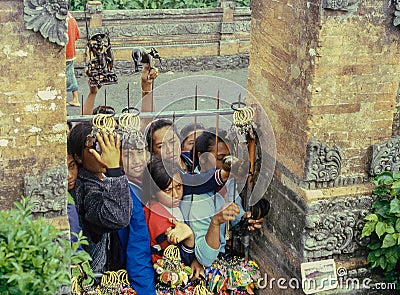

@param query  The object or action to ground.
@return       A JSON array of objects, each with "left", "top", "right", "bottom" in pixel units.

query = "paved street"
[{"left": 67, "top": 68, "right": 248, "bottom": 130}]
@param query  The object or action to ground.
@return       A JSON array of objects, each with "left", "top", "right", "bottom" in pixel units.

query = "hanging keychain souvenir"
[
  {"left": 85, "top": 113, "right": 117, "bottom": 152},
  {"left": 154, "top": 245, "right": 194, "bottom": 294},
  {"left": 227, "top": 102, "right": 256, "bottom": 144},
  {"left": 118, "top": 110, "right": 146, "bottom": 151}
]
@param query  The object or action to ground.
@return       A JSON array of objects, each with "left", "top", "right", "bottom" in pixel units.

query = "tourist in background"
[{"left": 66, "top": 9, "right": 81, "bottom": 107}]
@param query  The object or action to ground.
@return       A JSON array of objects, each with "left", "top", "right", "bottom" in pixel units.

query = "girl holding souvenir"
[{"left": 142, "top": 156, "right": 195, "bottom": 267}]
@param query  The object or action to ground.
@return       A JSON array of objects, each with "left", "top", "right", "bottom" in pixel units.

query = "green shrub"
[
  {"left": 69, "top": 0, "right": 254, "bottom": 11},
  {"left": 0, "top": 197, "right": 89, "bottom": 295},
  {"left": 362, "top": 171, "right": 400, "bottom": 288}
]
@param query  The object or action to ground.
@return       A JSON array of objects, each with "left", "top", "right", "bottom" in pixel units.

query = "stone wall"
[
  {"left": 0, "top": 0, "right": 68, "bottom": 221},
  {"left": 71, "top": 6, "right": 251, "bottom": 75},
  {"left": 248, "top": 0, "right": 400, "bottom": 293}
]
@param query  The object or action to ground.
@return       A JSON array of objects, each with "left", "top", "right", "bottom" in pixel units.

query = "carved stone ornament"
[
  {"left": 24, "top": 0, "right": 69, "bottom": 46},
  {"left": 322, "top": 0, "right": 359, "bottom": 11},
  {"left": 369, "top": 136, "right": 400, "bottom": 177},
  {"left": 24, "top": 166, "right": 67, "bottom": 213},
  {"left": 304, "top": 196, "right": 374, "bottom": 258},
  {"left": 303, "top": 139, "right": 343, "bottom": 182},
  {"left": 394, "top": 0, "right": 400, "bottom": 27}
]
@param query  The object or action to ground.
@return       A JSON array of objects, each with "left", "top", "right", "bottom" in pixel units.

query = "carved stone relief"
[
  {"left": 87, "top": 23, "right": 220, "bottom": 39},
  {"left": 394, "top": 0, "right": 400, "bottom": 26},
  {"left": 304, "top": 196, "right": 374, "bottom": 259},
  {"left": 369, "top": 136, "right": 400, "bottom": 177},
  {"left": 24, "top": 0, "right": 69, "bottom": 46},
  {"left": 303, "top": 139, "right": 343, "bottom": 182},
  {"left": 322, "top": 0, "right": 359, "bottom": 11},
  {"left": 235, "top": 21, "right": 251, "bottom": 32},
  {"left": 24, "top": 166, "right": 67, "bottom": 214},
  {"left": 220, "top": 22, "right": 235, "bottom": 34}
]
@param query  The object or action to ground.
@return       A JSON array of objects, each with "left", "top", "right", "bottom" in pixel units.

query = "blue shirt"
[
  {"left": 183, "top": 180, "right": 245, "bottom": 267},
  {"left": 118, "top": 181, "right": 156, "bottom": 295}
]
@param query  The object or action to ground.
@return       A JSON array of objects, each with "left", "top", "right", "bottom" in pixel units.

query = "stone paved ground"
[{"left": 67, "top": 68, "right": 248, "bottom": 130}]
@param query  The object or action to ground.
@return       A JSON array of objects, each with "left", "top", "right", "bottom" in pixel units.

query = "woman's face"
[
  {"left": 154, "top": 173, "right": 183, "bottom": 208},
  {"left": 122, "top": 148, "right": 147, "bottom": 181},
  {"left": 152, "top": 126, "right": 182, "bottom": 165},
  {"left": 67, "top": 155, "right": 78, "bottom": 190},
  {"left": 182, "top": 130, "right": 203, "bottom": 152},
  {"left": 199, "top": 141, "right": 230, "bottom": 171}
]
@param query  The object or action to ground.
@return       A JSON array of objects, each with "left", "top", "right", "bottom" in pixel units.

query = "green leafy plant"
[
  {"left": 70, "top": 0, "right": 224, "bottom": 10},
  {"left": 0, "top": 197, "right": 89, "bottom": 295},
  {"left": 362, "top": 171, "right": 400, "bottom": 286}
]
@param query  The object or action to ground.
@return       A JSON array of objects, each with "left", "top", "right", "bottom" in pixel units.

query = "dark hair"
[
  {"left": 92, "top": 105, "right": 116, "bottom": 115},
  {"left": 180, "top": 122, "right": 205, "bottom": 149},
  {"left": 67, "top": 138, "right": 72, "bottom": 156},
  {"left": 144, "top": 119, "right": 181, "bottom": 154},
  {"left": 141, "top": 156, "right": 181, "bottom": 205},
  {"left": 190, "top": 129, "right": 229, "bottom": 169},
  {"left": 67, "top": 122, "right": 92, "bottom": 161}
]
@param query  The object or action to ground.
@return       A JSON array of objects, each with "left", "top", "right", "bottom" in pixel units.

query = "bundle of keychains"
[
  {"left": 202, "top": 256, "right": 262, "bottom": 295},
  {"left": 71, "top": 268, "right": 136, "bottom": 295},
  {"left": 154, "top": 245, "right": 261, "bottom": 295},
  {"left": 154, "top": 245, "right": 195, "bottom": 295}
]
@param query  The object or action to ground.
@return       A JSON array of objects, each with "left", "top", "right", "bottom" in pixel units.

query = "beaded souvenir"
[
  {"left": 203, "top": 256, "right": 262, "bottom": 295},
  {"left": 118, "top": 111, "right": 146, "bottom": 150},
  {"left": 228, "top": 102, "right": 256, "bottom": 143},
  {"left": 154, "top": 245, "right": 193, "bottom": 294}
]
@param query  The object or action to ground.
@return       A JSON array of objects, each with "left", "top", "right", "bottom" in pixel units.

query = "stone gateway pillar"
[
  {"left": 0, "top": 0, "right": 68, "bottom": 224},
  {"left": 247, "top": 1, "right": 400, "bottom": 293}
]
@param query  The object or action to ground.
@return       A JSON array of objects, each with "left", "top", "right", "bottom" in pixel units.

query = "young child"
[
  {"left": 118, "top": 131, "right": 156, "bottom": 294},
  {"left": 142, "top": 156, "right": 195, "bottom": 266},
  {"left": 189, "top": 130, "right": 264, "bottom": 267},
  {"left": 67, "top": 141, "right": 81, "bottom": 246},
  {"left": 68, "top": 122, "right": 132, "bottom": 273},
  {"left": 180, "top": 122, "right": 205, "bottom": 155}
]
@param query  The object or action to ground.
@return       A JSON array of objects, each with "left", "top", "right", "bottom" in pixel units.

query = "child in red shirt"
[{"left": 142, "top": 156, "right": 194, "bottom": 266}]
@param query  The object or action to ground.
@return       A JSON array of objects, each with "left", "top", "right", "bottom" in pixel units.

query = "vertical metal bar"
[
  {"left": 104, "top": 88, "right": 107, "bottom": 107},
  {"left": 151, "top": 80, "right": 155, "bottom": 112},
  {"left": 215, "top": 90, "right": 220, "bottom": 152},
  {"left": 191, "top": 85, "right": 198, "bottom": 174},
  {"left": 127, "top": 83, "right": 130, "bottom": 113},
  {"left": 81, "top": 94, "right": 84, "bottom": 115},
  {"left": 172, "top": 111, "right": 176, "bottom": 213}
]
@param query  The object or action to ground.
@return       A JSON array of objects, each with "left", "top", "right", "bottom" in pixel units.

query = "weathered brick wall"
[
  {"left": 248, "top": 1, "right": 400, "bottom": 293},
  {"left": 311, "top": 3, "right": 399, "bottom": 177},
  {"left": 0, "top": 0, "right": 67, "bottom": 215},
  {"left": 248, "top": 0, "right": 319, "bottom": 179},
  {"left": 248, "top": 0, "right": 400, "bottom": 180}
]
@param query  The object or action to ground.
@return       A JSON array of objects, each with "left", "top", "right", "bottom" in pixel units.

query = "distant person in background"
[
  {"left": 180, "top": 122, "right": 205, "bottom": 155},
  {"left": 66, "top": 9, "right": 81, "bottom": 107}
]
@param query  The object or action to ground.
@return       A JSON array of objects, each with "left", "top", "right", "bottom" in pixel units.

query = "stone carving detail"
[
  {"left": 24, "top": 166, "right": 67, "bottom": 214},
  {"left": 303, "top": 139, "right": 343, "bottom": 182},
  {"left": 322, "top": 0, "right": 359, "bottom": 11},
  {"left": 305, "top": 196, "right": 374, "bottom": 258},
  {"left": 369, "top": 136, "right": 400, "bottom": 176},
  {"left": 220, "top": 22, "right": 235, "bottom": 34},
  {"left": 394, "top": 0, "right": 400, "bottom": 27},
  {"left": 87, "top": 23, "right": 219, "bottom": 39},
  {"left": 235, "top": 21, "right": 251, "bottom": 32},
  {"left": 24, "top": 0, "right": 69, "bottom": 46}
]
